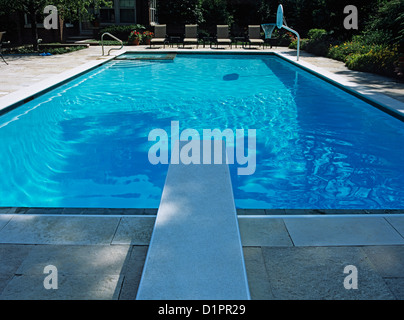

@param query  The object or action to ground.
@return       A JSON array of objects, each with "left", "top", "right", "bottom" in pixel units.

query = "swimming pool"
[{"left": 0, "top": 53, "right": 403, "bottom": 209}]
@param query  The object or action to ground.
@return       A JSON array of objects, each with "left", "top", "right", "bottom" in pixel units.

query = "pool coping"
[
  {"left": 1, "top": 207, "right": 404, "bottom": 216},
  {"left": 1, "top": 213, "right": 404, "bottom": 247}
]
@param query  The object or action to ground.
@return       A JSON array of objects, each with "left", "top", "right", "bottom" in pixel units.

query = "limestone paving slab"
[
  {"left": 0, "top": 273, "right": 123, "bottom": 300},
  {"left": 238, "top": 218, "right": 293, "bottom": 247},
  {"left": 242, "top": 247, "right": 275, "bottom": 300},
  {"left": 386, "top": 216, "right": 404, "bottom": 238},
  {"left": 260, "top": 246, "right": 395, "bottom": 300},
  {"left": 362, "top": 246, "right": 404, "bottom": 278},
  {"left": 112, "top": 217, "right": 156, "bottom": 245},
  {"left": 0, "top": 214, "right": 13, "bottom": 230},
  {"left": 284, "top": 216, "right": 404, "bottom": 246},
  {"left": 0, "top": 215, "right": 121, "bottom": 245},
  {"left": 0, "top": 244, "right": 34, "bottom": 294},
  {"left": 15, "top": 244, "right": 132, "bottom": 276}
]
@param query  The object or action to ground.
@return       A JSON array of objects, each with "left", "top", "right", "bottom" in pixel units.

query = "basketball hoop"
[
  {"left": 276, "top": 4, "right": 284, "bottom": 29},
  {"left": 268, "top": 4, "right": 300, "bottom": 61}
]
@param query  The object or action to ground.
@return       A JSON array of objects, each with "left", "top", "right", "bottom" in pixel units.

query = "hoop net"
[{"left": 261, "top": 23, "right": 277, "bottom": 39}]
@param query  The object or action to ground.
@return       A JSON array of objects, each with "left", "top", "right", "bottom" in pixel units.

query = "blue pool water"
[{"left": 0, "top": 54, "right": 403, "bottom": 209}]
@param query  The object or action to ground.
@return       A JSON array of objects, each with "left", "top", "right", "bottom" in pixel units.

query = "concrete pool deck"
[{"left": 0, "top": 45, "right": 404, "bottom": 300}]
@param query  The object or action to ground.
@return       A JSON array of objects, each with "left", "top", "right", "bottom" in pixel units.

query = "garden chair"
[
  {"left": 183, "top": 25, "right": 199, "bottom": 48},
  {"left": 247, "top": 25, "right": 264, "bottom": 49},
  {"left": 150, "top": 24, "right": 168, "bottom": 48},
  {"left": 215, "top": 25, "right": 232, "bottom": 49}
]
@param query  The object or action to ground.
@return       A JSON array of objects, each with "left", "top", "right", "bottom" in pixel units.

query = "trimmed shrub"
[
  {"left": 345, "top": 45, "right": 400, "bottom": 78},
  {"left": 289, "top": 38, "right": 308, "bottom": 50},
  {"left": 299, "top": 28, "right": 332, "bottom": 56},
  {"left": 98, "top": 24, "right": 146, "bottom": 40},
  {"left": 307, "top": 29, "right": 328, "bottom": 41},
  {"left": 327, "top": 41, "right": 372, "bottom": 62}
]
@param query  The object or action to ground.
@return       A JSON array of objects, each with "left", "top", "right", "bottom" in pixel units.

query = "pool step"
[{"left": 136, "top": 142, "right": 250, "bottom": 300}]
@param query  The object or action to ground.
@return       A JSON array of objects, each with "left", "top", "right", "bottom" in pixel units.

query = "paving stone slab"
[
  {"left": 0, "top": 215, "right": 121, "bottom": 245},
  {"left": 386, "top": 217, "right": 404, "bottom": 238},
  {"left": 15, "top": 245, "right": 132, "bottom": 276},
  {"left": 260, "top": 246, "right": 395, "bottom": 300},
  {"left": 243, "top": 247, "right": 275, "bottom": 300},
  {"left": 0, "top": 214, "right": 13, "bottom": 230},
  {"left": 0, "top": 274, "right": 123, "bottom": 300},
  {"left": 383, "top": 278, "right": 404, "bottom": 300},
  {"left": 284, "top": 217, "right": 404, "bottom": 246},
  {"left": 119, "top": 246, "right": 149, "bottom": 300},
  {"left": 238, "top": 218, "right": 293, "bottom": 247},
  {"left": 362, "top": 246, "right": 404, "bottom": 278},
  {"left": 0, "top": 244, "right": 34, "bottom": 294},
  {"left": 112, "top": 217, "right": 155, "bottom": 245}
]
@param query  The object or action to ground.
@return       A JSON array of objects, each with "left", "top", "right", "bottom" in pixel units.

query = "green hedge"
[
  {"left": 289, "top": 29, "right": 334, "bottom": 56},
  {"left": 345, "top": 45, "right": 400, "bottom": 78},
  {"left": 289, "top": 29, "right": 402, "bottom": 79},
  {"left": 98, "top": 24, "right": 146, "bottom": 40}
]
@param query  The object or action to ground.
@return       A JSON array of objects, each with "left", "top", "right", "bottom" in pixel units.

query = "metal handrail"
[{"left": 101, "top": 32, "right": 123, "bottom": 56}]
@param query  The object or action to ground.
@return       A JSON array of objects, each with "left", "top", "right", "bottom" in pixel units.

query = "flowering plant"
[
  {"left": 142, "top": 31, "right": 154, "bottom": 39},
  {"left": 128, "top": 31, "right": 142, "bottom": 41}
]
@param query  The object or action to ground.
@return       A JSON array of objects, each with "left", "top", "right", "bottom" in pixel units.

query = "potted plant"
[
  {"left": 142, "top": 31, "right": 154, "bottom": 45},
  {"left": 128, "top": 31, "right": 142, "bottom": 45}
]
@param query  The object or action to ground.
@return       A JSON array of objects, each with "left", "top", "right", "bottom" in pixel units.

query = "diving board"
[{"left": 136, "top": 142, "right": 250, "bottom": 300}]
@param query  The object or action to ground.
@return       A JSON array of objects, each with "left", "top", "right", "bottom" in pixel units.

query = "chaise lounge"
[
  {"left": 215, "top": 25, "right": 232, "bottom": 49},
  {"left": 150, "top": 24, "right": 168, "bottom": 49},
  {"left": 0, "top": 31, "right": 8, "bottom": 64},
  {"left": 183, "top": 25, "right": 199, "bottom": 48},
  {"left": 247, "top": 25, "right": 264, "bottom": 49}
]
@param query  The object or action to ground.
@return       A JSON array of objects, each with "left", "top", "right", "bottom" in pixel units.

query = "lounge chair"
[
  {"left": 0, "top": 31, "right": 8, "bottom": 64},
  {"left": 247, "top": 25, "right": 264, "bottom": 49},
  {"left": 150, "top": 24, "right": 168, "bottom": 48},
  {"left": 183, "top": 24, "right": 199, "bottom": 48},
  {"left": 215, "top": 25, "right": 232, "bottom": 49}
]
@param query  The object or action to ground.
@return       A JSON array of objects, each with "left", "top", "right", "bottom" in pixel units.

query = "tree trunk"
[
  {"left": 59, "top": 16, "right": 64, "bottom": 43},
  {"left": 29, "top": 8, "right": 39, "bottom": 51}
]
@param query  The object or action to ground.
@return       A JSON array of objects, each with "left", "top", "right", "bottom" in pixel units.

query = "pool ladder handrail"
[{"left": 101, "top": 32, "right": 123, "bottom": 56}]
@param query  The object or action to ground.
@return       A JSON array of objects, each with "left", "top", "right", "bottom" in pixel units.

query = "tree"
[
  {"left": 0, "top": 0, "right": 111, "bottom": 50},
  {"left": 366, "top": 0, "right": 404, "bottom": 44},
  {"left": 157, "top": 0, "right": 203, "bottom": 25},
  {"left": 200, "top": 0, "right": 233, "bottom": 34}
]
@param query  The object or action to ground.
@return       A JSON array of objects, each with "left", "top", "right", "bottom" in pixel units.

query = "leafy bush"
[
  {"left": 98, "top": 24, "right": 146, "bottom": 40},
  {"left": 345, "top": 45, "right": 400, "bottom": 78},
  {"left": 307, "top": 29, "right": 328, "bottom": 41},
  {"left": 296, "top": 28, "right": 332, "bottom": 56},
  {"left": 5, "top": 45, "right": 87, "bottom": 55},
  {"left": 41, "top": 46, "right": 87, "bottom": 55},
  {"left": 352, "top": 30, "right": 394, "bottom": 46},
  {"left": 327, "top": 41, "right": 372, "bottom": 62},
  {"left": 289, "top": 38, "right": 308, "bottom": 50}
]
